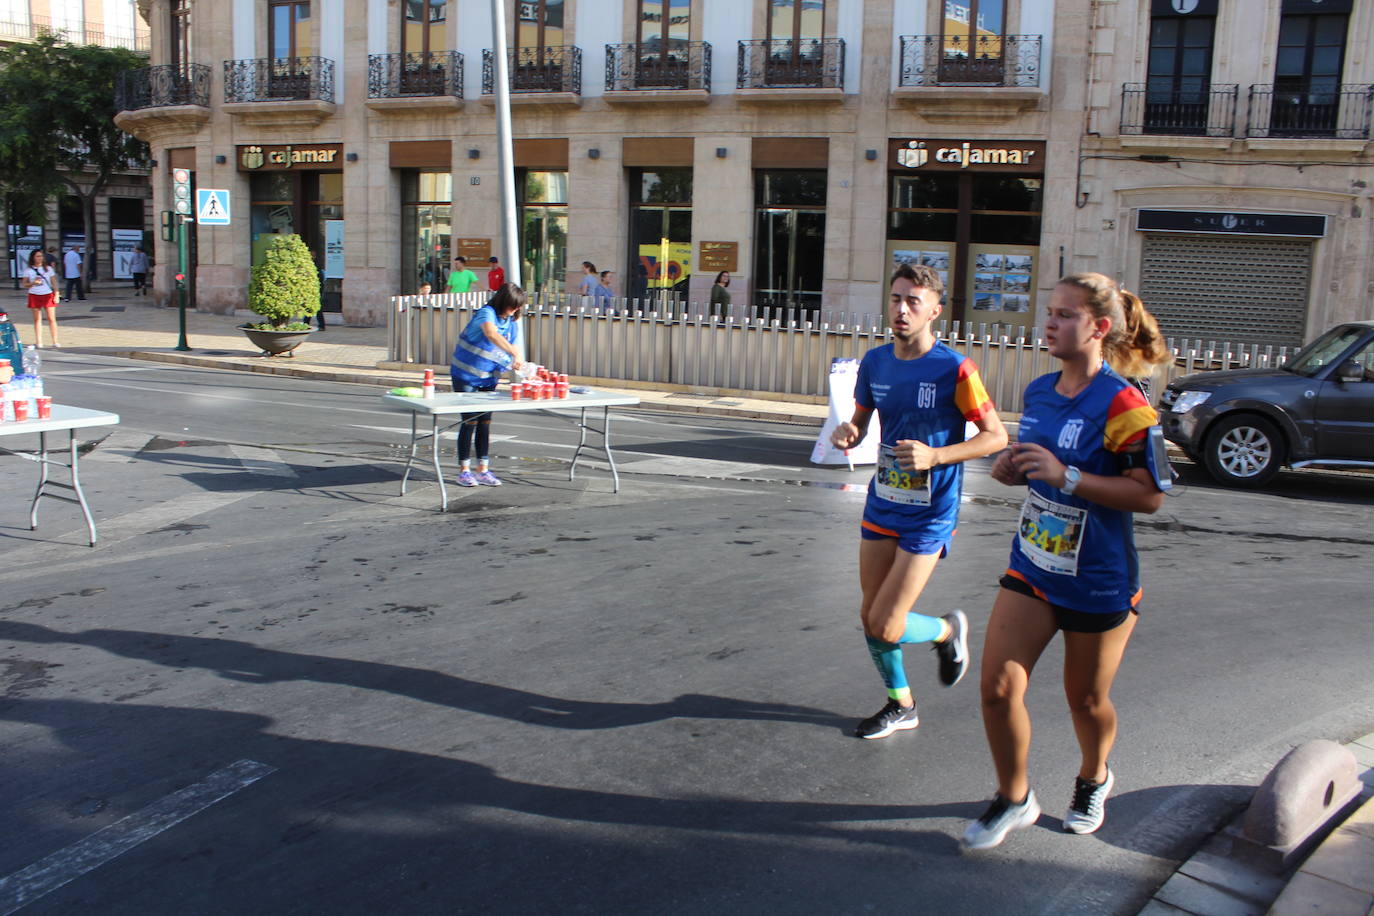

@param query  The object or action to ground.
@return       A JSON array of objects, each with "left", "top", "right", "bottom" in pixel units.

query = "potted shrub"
[{"left": 243, "top": 234, "right": 320, "bottom": 357}]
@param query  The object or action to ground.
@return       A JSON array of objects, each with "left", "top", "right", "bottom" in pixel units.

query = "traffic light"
[
  {"left": 172, "top": 168, "right": 192, "bottom": 217},
  {"left": 161, "top": 210, "right": 175, "bottom": 241}
]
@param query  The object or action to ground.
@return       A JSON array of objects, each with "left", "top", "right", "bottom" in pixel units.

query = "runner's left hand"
[
  {"left": 1010, "top": 442, "right": 1067, "bottom": 488},
  {"left": 895, "top": 439, "right": 940, "bottom": 471}
]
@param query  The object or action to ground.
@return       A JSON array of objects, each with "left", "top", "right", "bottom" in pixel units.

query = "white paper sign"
[
  {"left": 811, "top": 358, "right": 882, "bottom": 467},
  {"left": 111, "top": 228, "right": 144, "bottom": 279},
  {"left": 324, "top": 220, "right": 344, "bottom": 279}
]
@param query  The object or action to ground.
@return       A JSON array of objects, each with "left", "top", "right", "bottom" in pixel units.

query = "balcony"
[
  {"left": 223, "top": 57, "right": 336, "bottom": 127},
  {"left": 736, "top": 38, "right": 843, "bottom": 103},
  {"left": 1247, "top": 81, "right": 1374, "bottom": 141},
  {"left": 1120, "top": 83, "right": 1238, "bottom": 139},
  {"left": 116, "top": 64, "right": 211, "bottom": 111},
  {"left": 898, "top": 34, "right": 1041, "bottom": 88},
  {"left": 604, "top": 41, "right": 711, "bottom": 103},
  {"left": 0, "top": 15, "right": 149, "bottom": 51},
  {"left": 481, "top": 46, "right": 581, "bottom": 106},
  {"left": 367, "top": 51, "right": 463, "bottom": 113},
  {"left": 113, "top": 65, "right": 212, "bottom": 140}
]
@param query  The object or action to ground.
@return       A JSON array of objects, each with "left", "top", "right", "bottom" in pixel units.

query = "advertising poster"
[
  {"left": 10, "top": 225, "right": 42, "bottom": 279},
  {"left": 637, "top": 240, "right": 692, "bottom": 289},
  {"left": 111, "top": 229, "right": 144, "bottom": 280},
  {"left": 324, "top": 220, "right": 345, "bottom": 279}
]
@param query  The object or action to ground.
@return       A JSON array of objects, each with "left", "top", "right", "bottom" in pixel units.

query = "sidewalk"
[{"left": 4, "top": 287, "right": 830, "bottom": 425}]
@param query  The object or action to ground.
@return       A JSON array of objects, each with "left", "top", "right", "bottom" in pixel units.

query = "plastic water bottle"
[{"left": 22, "top": 345, "right": 40, "bottom": 378}]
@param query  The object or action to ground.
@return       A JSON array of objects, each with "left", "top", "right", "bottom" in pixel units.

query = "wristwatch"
[{"left": 1062, "top": 465, "right": 1083, "bottom": 496}]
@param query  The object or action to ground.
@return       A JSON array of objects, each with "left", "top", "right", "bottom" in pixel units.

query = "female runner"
[{"left": 963, "top": 273, "right": 1169, "bottom": 850}]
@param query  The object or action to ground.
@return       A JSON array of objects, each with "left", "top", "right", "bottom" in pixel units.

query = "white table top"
[
  {"left": 382, "top": 388, "right": 640, "bottom": 416},
  {"left": 0, "top": 404, "right": 119, "bottom": 437}
]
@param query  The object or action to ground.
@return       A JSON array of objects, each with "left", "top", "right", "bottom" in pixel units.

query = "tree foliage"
[
  {"left": 247, "top": 235, "right": 321, "bottom": 329},
  {"left": 0, "top": 34, "right": 150, "bottom": 276}
]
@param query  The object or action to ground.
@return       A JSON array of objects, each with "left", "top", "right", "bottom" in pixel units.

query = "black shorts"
[{"left": 999, "top": 573, "right": 1138, "bottom": 634}]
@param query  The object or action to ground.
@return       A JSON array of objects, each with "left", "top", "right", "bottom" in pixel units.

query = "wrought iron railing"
[
  {"left": 605, "top": 41, "right": 711, "bottom": 91},
  {"left": 1120, "top": 83, "right": 1238, "bottom": 137},
  {"left": 368, "top": 51, "right": 464, "bottom": 98},
  {"left": 898, "top": 34, "right": 1041, "bottom": 88},
  {"left": 224, "top": 57, "right": 335, "bottom": 103},
  {"left": 0, "top": 15, "right": 149, "bottom": 50},
  {"left": 737, "top": 38, "right": 844, "bottom": 90},
  {"left": 1247, "top": 82, "right": 1374, "bottom": 139},
  {"left": 481, "top": 46, "right": 582, "bottom": 94},
  {"left": 116, "top": 64, "right": 212, "bottom": 110}
]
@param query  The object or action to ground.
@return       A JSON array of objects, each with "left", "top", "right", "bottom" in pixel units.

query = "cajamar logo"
[
  {"left": 897, "top": 141, "right": 928, "bottom": 168},
  {"left": 241, "top": 145, "right": 265, "bottom": 169}
]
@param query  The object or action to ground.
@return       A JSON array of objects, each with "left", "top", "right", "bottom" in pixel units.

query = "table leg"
[
  {"left": 431, "top": 415, "right": 448, "bottom": 512},
  {"left": 568, "top": 407, "right": 590, "bottom": 482},
  {"left": 28, "top": 430, "right": 49, "bottom": 529},
  {"left": 69, "top": 431, "right": 98, "bottom": 546},
  {"left": 603, "top": 406, "right": 621, "bottom": 494},
  {"left": 399, "top": 411, "right": 419, "bottom": 495}
]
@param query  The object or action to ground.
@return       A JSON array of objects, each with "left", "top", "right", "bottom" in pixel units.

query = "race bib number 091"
[
  {"left": 1017, "top": 489, "right": 1087, "bottom": 576},
  {"left": 874, "top": 444, "right": 932, "bottom": 506}
]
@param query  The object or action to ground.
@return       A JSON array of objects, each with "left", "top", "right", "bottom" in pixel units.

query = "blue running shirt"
[
  {"left": 854, "top": 342, "right": 993, "bottom": 540},
  {"left": 1007, "top": 364, "right": 1157, "bottom": 613}
]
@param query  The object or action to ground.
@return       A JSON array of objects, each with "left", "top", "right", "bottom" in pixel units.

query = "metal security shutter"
[{"left": 1137, "top": 233, "right": 1312, "bottom": 347}]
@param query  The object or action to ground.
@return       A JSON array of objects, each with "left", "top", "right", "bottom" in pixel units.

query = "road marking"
[
  {"left": 85, "top": 430, "right": 155, "bottom": 464},
  {"left": 0, "top": 759, "right": 275, "bottom": 915},
  {"left": 229, "top": 445, "right": 298, "bottom": 478},
  {"left": 41, "top": 366, "right": 164, "bottom": 377}
]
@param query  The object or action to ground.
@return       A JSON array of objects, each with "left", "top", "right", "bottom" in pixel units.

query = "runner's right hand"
[{"left": 990, "top": 448, "right": 1026, "bottom": 486}]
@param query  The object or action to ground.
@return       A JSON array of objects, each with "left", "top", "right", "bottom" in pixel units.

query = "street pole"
[
  {"left": 175, "top": 215, "right": 190, "bottom": 351},
  {"left": 490, "top": 0, "right": 520, "bottom": 289}
]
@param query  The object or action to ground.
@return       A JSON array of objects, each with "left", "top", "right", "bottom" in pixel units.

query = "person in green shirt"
[{"left": 447, "top": 256, "right": 479, "bottom": 293}]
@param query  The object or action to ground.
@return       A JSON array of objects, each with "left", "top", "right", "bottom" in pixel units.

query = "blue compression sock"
[{"left": 865, "top": 613, "right": 948, "bottom": 700}]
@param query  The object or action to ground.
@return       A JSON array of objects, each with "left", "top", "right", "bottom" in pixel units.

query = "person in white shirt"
[
  {"left": 20, "top": 249, "right": 61, "bottom": 347},
  {"left": 63, "top": 246, "right": 86, "bottom": 301}
]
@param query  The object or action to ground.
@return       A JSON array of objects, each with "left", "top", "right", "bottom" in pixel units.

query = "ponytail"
[{"left": 1058, "top": 273, "right": 1170, "bottom": 378}]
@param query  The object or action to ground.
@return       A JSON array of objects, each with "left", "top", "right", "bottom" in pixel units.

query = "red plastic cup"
[
  {"left": 557, "top": 373, "right": 568, "bottom": 384},
  {"left": 510, "top": 385, "right": 523, "bottom": 400},
  {"left": 523, "top": 382, "right": 537, "bottom": 400},
  {"left": 556, "top": 383, "right": 569, "bottom": 398},
  {"left": 13, "top": 399, "right": 29, "bottom": 421},
  {"left": 36, "top": 396, "right": 51, "bottom": 419}
]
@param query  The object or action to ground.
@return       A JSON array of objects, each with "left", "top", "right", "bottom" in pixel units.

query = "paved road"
[{"left": 1, "top": 353, "right": 1371, "bottom": 915}]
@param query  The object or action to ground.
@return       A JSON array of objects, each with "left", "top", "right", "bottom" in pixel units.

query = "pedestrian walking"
[
  {"left": 20, "top": 249, "right": 61, "bottom": 348},
  {"left": 129, "top": 245, "right": 150, "bottom": 296},
  {"left": 447, "top": 256, "right": 479, "bottom": 294},
  {"left": 962, "top": 272, "right": 1170, "bottom": 851},
  {"left": 577, "top": 261, "right": 598, "bottom": 297},
  {"left": 43, "top": 247, "right": 58, "bottom": 270},
  {"left": 594, "top": 270, "right": 616, "bottom": 314},
  {"left": 829, "top": 263, "right": 1008, "bottom": 739},
  {"left": 63, "top": 246, "right": 86, "bottom": 301},
  {"left": 487, "top": 256, "right": 505, "bottom": 292},
  {"left": 710, "top": 271, "right": 731, "bottom": 319},
  {"left": 449, "top": 283, "right": 526, "bottom": 488}
]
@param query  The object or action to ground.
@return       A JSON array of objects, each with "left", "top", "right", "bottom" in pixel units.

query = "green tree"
[
  {"left": 247, "top": 234, "right": 321, "bottom": 329},
  {"left": 0, "top": 34, "right": 150, "bottom": 288}
]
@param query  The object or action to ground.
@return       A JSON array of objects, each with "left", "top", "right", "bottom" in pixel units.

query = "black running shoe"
[
  {"left": 933, "top": 610, "right": 969, "bottom": 687},
  {"left": 854, "top": 699, "right": 919, "bottom": 739}
]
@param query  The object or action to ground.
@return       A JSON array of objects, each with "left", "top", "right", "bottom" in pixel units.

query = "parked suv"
[{"left": 1160, "top": 321, "right": 1374, "bottom": 487}]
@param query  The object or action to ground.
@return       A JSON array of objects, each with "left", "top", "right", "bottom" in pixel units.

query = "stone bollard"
[{"left": 1237, "top": 739, "right": 1361, "bottom": 871}]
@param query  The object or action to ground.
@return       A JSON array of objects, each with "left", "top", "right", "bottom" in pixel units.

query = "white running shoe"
[
  {"left": 962, "top": 791, "right": 1041, "bottom": 850},
  {"left": 1062, "top": 767, "right": 1114, "bottom": 835}
]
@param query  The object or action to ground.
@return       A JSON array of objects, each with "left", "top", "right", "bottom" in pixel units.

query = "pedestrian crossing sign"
[{"left": 196, "top": 189, "right": 231, "bottom": 226}]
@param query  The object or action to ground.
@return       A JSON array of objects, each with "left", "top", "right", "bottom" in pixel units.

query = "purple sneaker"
[
  {"left": 474, "top": 470, "right": 502, "bottom": 487},
  {"left": 456, "top": 469, "right": 478, "bottom": 487}
]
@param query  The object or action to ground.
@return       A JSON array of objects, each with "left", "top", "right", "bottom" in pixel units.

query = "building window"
[
  {"left": 941, "top": 0, "right": 1004, "bottom": 83},
  {"left": 170, "top": 0, "right": 192, "bottom": 70},
  {"left": 515, "top": 0, "right": 564, "bottom": 52},
  {"left": 766, "top": 0, "right": 824, "bottom": 84},
  {"left": 1272, "top": 4, "right": 1348, "bottom": 136},
  {"left": 1145, "top": 7, "right": 1215, "bottom": 133},
  {"left": 754, "top": 169, "right": 826, "bottom": 318},
  {"left": 636, "top": 0, "right": 689, "bottom": 86},
  {"left": 403, "top": 0, "right": 448, "bottom": 56},
  {"left": 517, "top": 170, "right": 568, "bottom": 297},
  {"left": 270, "top": 0, "right": 313, "bottom": 59},
  {"left": 627, "top": 168, "right": 692, "bottom": 304},
  {"left": 49, "top": 0, "right": 83, "bottom": 38},
  {"left": 400, "top": 171, "right": 452, "bottom": 294}
]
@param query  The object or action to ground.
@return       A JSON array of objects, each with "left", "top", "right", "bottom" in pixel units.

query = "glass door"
[
  {"left": 766, "top": 0, "right": 824, "bottom": 86},
  {"left": 753, "top": 170, "right": 825, "bottom": 320},
  {"left": 517, "top": 170, "right": 568, "bottom": 298},
  {"left": 1273, "top": 12, "right": 1347, "bottom": 136},
  {"left": 401, "top": 0, "right": 448, "bottom": 95},
  {"left": 636, "top": 0, "right": 690, "bottom": 88},
  {"left": 941, "top": 0, "right": 1004, "bottom": 83},
  {"left": 268, "top": 0, "right": 313, "bottom": 98}
]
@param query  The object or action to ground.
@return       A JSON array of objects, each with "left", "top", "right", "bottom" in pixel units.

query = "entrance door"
[
  {"left": 753, "top": 209, "right": 824, "bottom": 320},
  {"left": 517, "top": 170, "right": 567, "bottom": 298}
]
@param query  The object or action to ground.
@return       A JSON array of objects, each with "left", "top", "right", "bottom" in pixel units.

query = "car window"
[
  {"left": 1346, "top": 340, "right": 1374, "bottom": 381},
  {"left": 1286, "top": 327, "right": 1369, "bottom": 378}
]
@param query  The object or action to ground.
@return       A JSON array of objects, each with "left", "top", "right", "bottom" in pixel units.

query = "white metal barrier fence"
[{"left": 388, "top": 293, "right": 1297, "bottom": 414}]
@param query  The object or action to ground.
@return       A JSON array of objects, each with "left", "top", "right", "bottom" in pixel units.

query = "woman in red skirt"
[{"left": 20, "top": 249, "right": 60, "bottom": 348}]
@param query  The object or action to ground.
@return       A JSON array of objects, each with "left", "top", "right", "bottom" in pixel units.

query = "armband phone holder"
[{"left": 1145, "top": 425, "right": 1175, "bottom": 492}]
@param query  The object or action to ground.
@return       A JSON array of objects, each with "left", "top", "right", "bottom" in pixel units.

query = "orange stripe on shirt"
[
  {"left": 1103, "top": 387, "right": 1157, "bottom": 452},
  {"left": 955, "top": 358, "right": 994, "bottom": 421}
]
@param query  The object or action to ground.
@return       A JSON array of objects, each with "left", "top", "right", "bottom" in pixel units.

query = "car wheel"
[{"left": 1202, "top": 415, "right": 1285, "bottom": 488}]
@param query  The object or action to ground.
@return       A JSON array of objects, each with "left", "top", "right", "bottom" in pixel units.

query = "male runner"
[{"left": 831, "top": 263, "right": 1008, "bottom": 738}]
